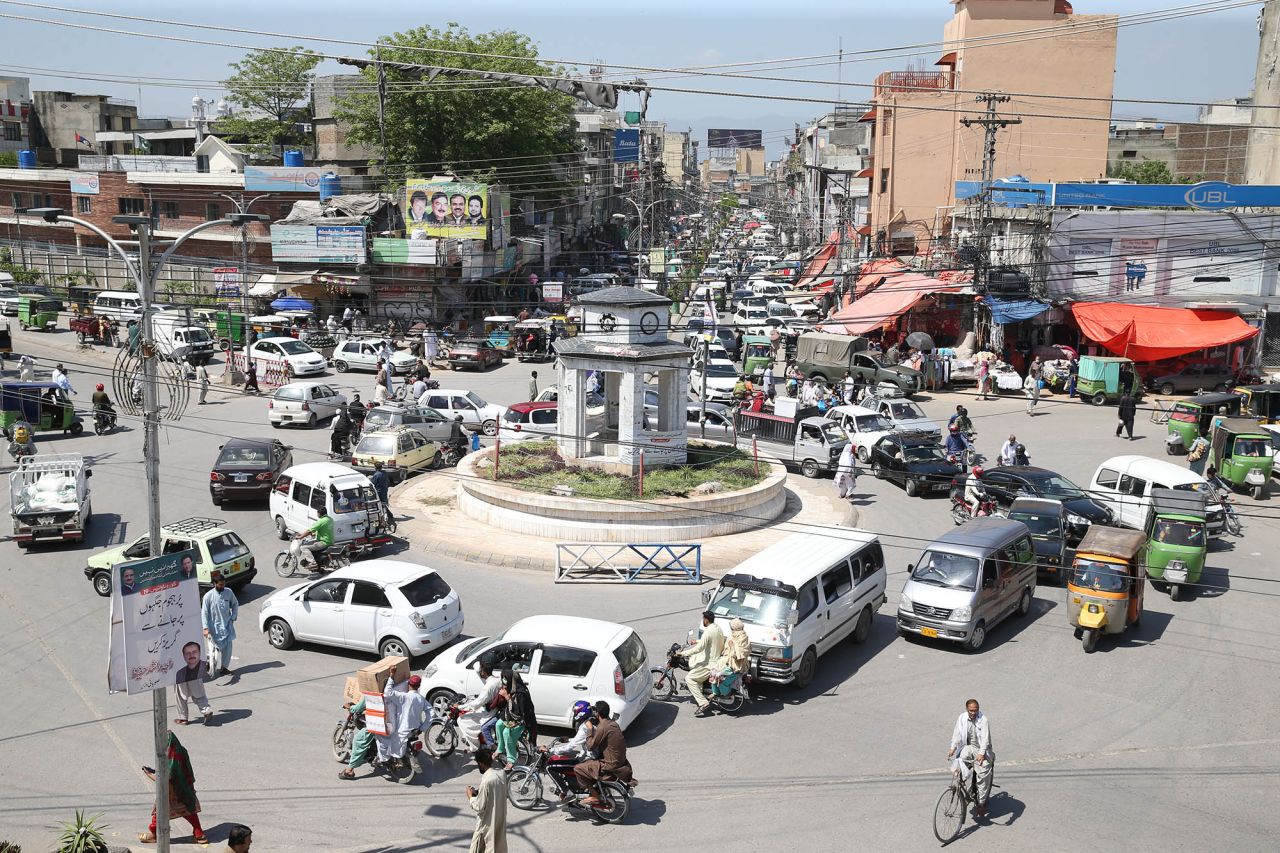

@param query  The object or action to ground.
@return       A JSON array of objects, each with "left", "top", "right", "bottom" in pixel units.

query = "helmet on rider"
[
  {"left": 571, "top": 700, "right": 592, "bottom": 728},
  {"left": 96, "top": 383, "right": 104, "bottom": 391},
  {"left": 972, "top": 465, "right": 984, "bottom": 479},
  {"left": 949, "top": 423, "right": 959, "bottom": 432}
]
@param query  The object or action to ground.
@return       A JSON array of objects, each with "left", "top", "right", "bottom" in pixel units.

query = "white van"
[
  {"left": 269, "top": 462, "right": 392, "bottom": 547},
  {"left": 702, "top": 527, "right": 887, "bottom": 689},
  {"left": 1089, "top": 455, "right": 1225, "bottom": 536},
  {"left": 91, "top": 291, "right": 144, "bottom": 322}
]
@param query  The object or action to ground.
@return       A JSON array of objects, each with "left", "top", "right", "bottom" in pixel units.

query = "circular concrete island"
[{"left": 455, "top": 440, "right": 788, "bottom": 542}]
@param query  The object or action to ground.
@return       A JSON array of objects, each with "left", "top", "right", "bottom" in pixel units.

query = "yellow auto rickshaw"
[{"left": 1067, "top": 526, "right": 1147, "bottom": 653}]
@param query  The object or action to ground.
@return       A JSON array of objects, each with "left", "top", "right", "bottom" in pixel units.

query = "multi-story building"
[
  {"left": 312, "top": 75, "right": 380, "bottom": 174},
  {"left": 866, "top": 0, "right": 1117, "bottom": 253},
  {"left": 0, "top": 77, "right": 32, "bottom": 157},
  {"left": 29, "top": 91, "right": 140, "bottom": 164}
]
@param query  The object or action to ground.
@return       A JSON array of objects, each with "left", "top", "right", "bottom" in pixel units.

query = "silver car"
[{"left": 358, "top": 403, "right": 453, "bottom": 444}]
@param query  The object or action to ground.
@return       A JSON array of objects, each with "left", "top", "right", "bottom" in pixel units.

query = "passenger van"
[
  {"left": 702, "top": 527, "right": 887, "bottom": 689},
  {"left": 897, "top": 518, "right": 1037, "bottom": 652},
  {"left": 91, "top": 291, "right": 144, "bottom": 322},
  {"left": 269, "top": 462, "right": 392, "bottom": 548},
  {"left": 1089, "top": 455, "right": 1225, "bottom": 536}
]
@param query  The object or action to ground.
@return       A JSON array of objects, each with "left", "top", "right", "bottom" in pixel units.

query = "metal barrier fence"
[
  {"left": 227, "top": 351, "right": 291, "bottom": 389},
  {"left": 555, "top": 543, "right": 702, "bottom": 584}
]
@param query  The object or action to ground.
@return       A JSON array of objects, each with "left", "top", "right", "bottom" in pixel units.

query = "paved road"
[{"left": 2, "top": 325, "right": 1279, "bottom": 851}]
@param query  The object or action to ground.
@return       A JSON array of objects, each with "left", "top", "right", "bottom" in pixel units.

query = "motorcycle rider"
[
  {"left": 944, "top": 423, "right": 971, "bottom": 461},
  {"left": 447, "top": 415, "right": 473, "bottom": 460},
  {"left": 711, "top": 618, "right": 751, "bottom": 698},
  {"left": 683, "top": 611, "right": 725, "bottom": 718},
  {"left": 963, "top": 466, "right": 989, "bottom": 517},
  {"left": 998, "top": 434, "right": 1018, "bottom": 466},
  {"left": 574, "top": 700, "right": 633, "bottom": 808},
  {"left": 457, "top": 662, "right": 502, "bottom": 750},
  {"left": 384, "top": 674, "right": 426, "bottom": 769},
  {"left": 292, "top": 507, "right": 335, "bottom": 569},
  {"left": 949, "top": 405, "right": 975, "bottom": 439},
  {"left": 346, "top": 393, "right": 367, "bottom": 432},
  {"left": 330, "top": 407, "right": 352, "bottom": 458},
  {"left": 91, "top": 383, "right": 116, "bottom": 429},
  {"left": 338, "top": 695, "right": 379, "bottom": 780},
  {"left": 543, "top": 700, "right": 595, "bottom": 800}
]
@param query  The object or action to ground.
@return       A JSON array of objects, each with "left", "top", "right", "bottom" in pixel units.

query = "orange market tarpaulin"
[
  {"left": 1071, "top": 302, "right": 1259, "bottom": 362},
  {"left": 819, "top": 274, "right": 964, "bottom": 335},
  {"left": 855, "top": 259, "right": 912, "bottom": 298},
  {"left": 796, "top": 231, "right": 840, "bottom": 288}
]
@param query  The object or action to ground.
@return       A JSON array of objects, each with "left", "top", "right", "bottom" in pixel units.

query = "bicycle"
[{"left": 933, "top": 755, "right": 991, "bottom": 844}]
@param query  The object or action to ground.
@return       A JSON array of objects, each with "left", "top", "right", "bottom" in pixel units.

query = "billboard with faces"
[{"left": 405, "top": 180, "right": 489, "bottom": 241}]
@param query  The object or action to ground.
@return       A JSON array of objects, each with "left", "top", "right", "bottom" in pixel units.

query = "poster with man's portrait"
[
  {"left": 106, "top": 547, "right": 202, "bottom": 695},
  {"left": 406, "top": 180, "right": 488, "bottom": 241}
]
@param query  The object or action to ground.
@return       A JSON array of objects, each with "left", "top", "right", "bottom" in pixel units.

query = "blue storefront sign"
[
  {"left": 955, "top": 180, "right": 1280, "bottom": 210},
  {"left": 613, "top": 129, "right": 641, "bottom": 163}
]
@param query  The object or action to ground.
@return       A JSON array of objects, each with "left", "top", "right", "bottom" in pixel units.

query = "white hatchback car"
[
  {"left": 268, "top": 381, "right": 347, "bottom": 428},
  {"left": 827, "top": 404, "right": 899, "bottom": 462},
  {"left": 250, "top": 336, "right": 328, "bottom": 378},
  {"left": 417, "top": 615, "right": 652, "bottom": 731},
  {"left": 417, "top": 389, "right": 507, "bottom": 437},
  {"left": 331, "top": 339, "right": 419, "bottom": 375},
  {"left": 259, "top": 560, "right": 464, "bottom": 660}
]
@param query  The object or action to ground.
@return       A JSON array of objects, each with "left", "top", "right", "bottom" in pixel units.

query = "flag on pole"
[
  {"left": 75, "top": 133, "right": 92, "bottom": 147},
  {"left": 132, "top": 134, "right": 151, "bottom": 154}
]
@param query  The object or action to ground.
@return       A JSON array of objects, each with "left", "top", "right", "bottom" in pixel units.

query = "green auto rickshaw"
[
  {"left": 742, "top": 334, "right": 774, "bottom": 377},
  {"left": 1208, "top": 418, "right": 1273, "bottom": 500},
  {"left": 17, "top": 295, "right": 60, "bottom": 332},
  {"left": 1235, "top": 383, "right": 1280, "bottom": 424},
  {"left": 1164, "top": 391, "right": 1243, "bottom": 455},
  {"left": 1077, "top": 355, "right": 1142, "bottom": 406},
  {"left": 0, "top": 381, "right": 83, "bottom": 436},
  {"left": 1144, "top": 488, "right": 1208, "bottom": 602}
]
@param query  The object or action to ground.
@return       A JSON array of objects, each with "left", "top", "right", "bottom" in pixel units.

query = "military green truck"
[{"left": 793, "top": 332, "right": 922, "bottom": 395}]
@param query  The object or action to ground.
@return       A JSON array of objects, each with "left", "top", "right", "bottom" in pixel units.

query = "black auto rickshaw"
[
  {"left": 0, "top": 319, "right": 10, "bottom": 359},
  {"left": 0, "top": 381, "right": 83, "bottom": 436},
  {"left": 66, "top": 286, "right": 99, "bottom": 317},
  {"left": 1235, "top": 383, "right": 1280, "bottom": 424}
]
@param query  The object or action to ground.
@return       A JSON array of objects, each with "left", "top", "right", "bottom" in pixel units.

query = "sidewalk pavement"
[{"left": 389, "top": 465, "right": 858, "bottom": 576}]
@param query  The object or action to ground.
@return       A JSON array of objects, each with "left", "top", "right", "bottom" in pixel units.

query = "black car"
[
  {"left": 978, "top": 465, "right": 1111, "bottom": 541},
  {"left": 869, "top": 432, "right": 962, "bottom": 497},
  {"left": 210, "top": 437, "right": 293, "bottom": 504}
]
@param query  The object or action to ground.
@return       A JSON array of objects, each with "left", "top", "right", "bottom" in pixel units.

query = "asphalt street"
[{"left": 2, "top": 324, "right": 1279, "bottom": 852}]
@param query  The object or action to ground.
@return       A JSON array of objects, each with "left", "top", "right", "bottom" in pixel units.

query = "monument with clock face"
[{"left": 553, "top": 286, "right": 690, "bottom": 473}]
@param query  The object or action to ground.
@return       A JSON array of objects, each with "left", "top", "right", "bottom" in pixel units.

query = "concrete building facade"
[
  {"left": 0, "top": 77, "right": 32, "bottom": 157},
  {"left": 29, "top": 91, "right": 140, "bottom": 164},
  {"left": 312, "top": 75, "right": 380, "bottom": 172},
  {"left": 866, "top": 0, "right": 1117, "bottom": 253}
]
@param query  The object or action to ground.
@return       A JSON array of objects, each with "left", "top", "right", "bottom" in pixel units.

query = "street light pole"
[
  {"left": 218, "top": 193, "right": 274, "bottom": 316},
  {"left": 27, "top": 208, "right": 261, "bottom": 853}
]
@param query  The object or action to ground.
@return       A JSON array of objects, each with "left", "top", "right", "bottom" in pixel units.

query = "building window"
[
  {"left": 120, "top": 116, "right": 132, "bottom": 132},
  {"left": 879, "top": 167, "right": 890, "bottom": 194},
  {"left": 41, "top": 194, "right": 52, "bottom": 208},
  {"left": 118, "top": 197, "right": 145, "bottom": 215},
  {"left": 204, "top": 203, "right": 221, "bottom": 221},
  {"left": 2, "top": 122, "right": 20, "bottom": 142},
  {"left": 163, "top": 201, "right": 179, "bottom": 220},
  {"left": 1121, "top": 150, "right": 1137, "bottom": 159},
  {"left": 77, "top": 196, "right": 92, "bottom": 214},
  {"left": 11, "top": 192, "right": 25, "bottom": 210},
  {"left": 881, "top": 109, "right": 892, "bottom": 137}
]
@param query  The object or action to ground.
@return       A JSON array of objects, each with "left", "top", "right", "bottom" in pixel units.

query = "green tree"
[
  {"left": 0, "top": 151, "right": 16, "bottom": 167},
  {"left": 220, "top": 46, "right": 321, "bottom": 154},
  {"left": 1107, "top": 159, "right": 1204, "bottom": 184},
  {"left": 338, "top": 24, "right": 578, "bottom": 199}
]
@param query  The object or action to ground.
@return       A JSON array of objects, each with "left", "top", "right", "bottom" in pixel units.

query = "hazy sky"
[{"left": 0, "top": 0, "right": 1263, "bottom": 157}]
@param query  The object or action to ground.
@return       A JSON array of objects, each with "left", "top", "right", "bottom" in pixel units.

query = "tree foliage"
[
  {"left": 338, "top": 24, "right": 578, "bottom": 199},
  {"left": 221, "top": 46, "right": 321, "bottom": 152},
  {"left": 1107, "top": 159, "right": 1204, "bottom": 185}
]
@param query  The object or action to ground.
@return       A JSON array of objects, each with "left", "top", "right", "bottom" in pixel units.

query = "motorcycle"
[
  {"left": 274, "top": 538, "right": 352, "bottom": 578},
  {"left": 507, "top": 745, "right": 635, "bottom": 824},
  {"left": 950, "top": 486, "right": 1002, "bottom": 526},
  {"left": 93, "top": 409, "right": 117, "bottom": 435},
  {"left": 440, "top": 441, "right": 467, "bottom": 468},
  {"left": 1212, "top": 485, "right": 1243, "bottom": 535},
  {"left": 649, "top": 641, "right": 751, "bottom": 713},
  {"left": 423, "top": 704, "right": 534, "bottom": 765},
  {"left": 332, "top": 707, "right": 422, "bottom": 784}
]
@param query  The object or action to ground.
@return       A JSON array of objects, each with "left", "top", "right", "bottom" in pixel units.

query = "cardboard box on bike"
[
  {"left": 356, "top": 655, "right": 409, "bottom": 694},
  {"left": 343, "top": 676, "right": 362, "bottom": 705}
]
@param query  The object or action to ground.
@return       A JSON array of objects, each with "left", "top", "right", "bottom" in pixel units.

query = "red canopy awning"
[
  {"left": 935, "top": 51, "right": 957, "bottom": 66},
  {"left": 1071, "top": 302, "right": 1259, "bottom": 361},
  {"left": 820, "top": 273, "right": 964, "bottom": 334},
  {"left": 858, "top": 107, "right": 877, "bottom": 123},
  {"left": 855, "top": 167, "right": 873, "bottom": 179},
  {"left": 856, "top": 225, "right": 872, "bottom": 235}
]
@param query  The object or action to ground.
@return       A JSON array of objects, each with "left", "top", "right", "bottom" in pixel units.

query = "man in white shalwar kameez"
[
  {"left": 466, "top": 748, "right": 507, "bottom": 853},
  {"left": 834, "top": 441, "right": 858, "bottom": 499},
  {"left": 458, "top": 663, "right": 501, "bottom": 749},
  {"left": 385, "top": 675, "right": 427, "bottom": 759},
  {"left": 947, "top": 699, "right": 994, "bottom": 817}
]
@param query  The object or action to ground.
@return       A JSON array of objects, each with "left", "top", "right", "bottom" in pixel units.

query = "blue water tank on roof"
[
  {"left": 17, "top": 150, "right": 36, "bottom": 169},
  {"left": 319, "top": 172, "right": 341, "bottom": 200},
  {"left": 283, "top": 150, "right": 304, "bottom": 167}
]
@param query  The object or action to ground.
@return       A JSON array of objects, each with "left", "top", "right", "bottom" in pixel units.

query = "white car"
[
  {"left": 259, "top": 560, "right": 464, "bottom": 660},
  {"left": 732, "top": 306, "right": 770, "bottom": 329},
  {"left": 0, "top": 287, "right": 20, "bottom": 317},
  {"left": 331, "top": 339, "right": 419, "bottom": 375},
  {"left": 416, "top": 388, "right": 506, "bottom": 436},
  {"left": 250, "top": 336, "right": 328, "bottom": 378},
  {"left": 268, "top": 382, "right": 347, "bottom": 428},
  {"left": 499, "top": 402, "right": 559, "bottom": 443},
  {"left": 826, "top": 404, "right": 899, "bottom": 462},
  {"left": 691, "top": 358, "right": 740, "bottom": 402},
  {"left": 866, "top": 396, "right": 942, "bottom": 440},
  {"left": 417, "top": 615, "right": 651, "bottom": 731},
  {"left": 1260, "top": 424, "right": 1280, "bottom": 475}
]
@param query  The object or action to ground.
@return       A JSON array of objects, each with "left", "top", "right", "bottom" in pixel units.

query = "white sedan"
[
  {"left": 826, "top": 404, "right": 899, "bottom": 462},
  {"left": 250, "top": 337, "right": 328, "bottom": 378},
  {"left": 331, "top": 339, "right": 419, "bottom": 375},
  {"left": 691, "top": 358, "right": 741, "bottom": 402},
  {"left": 259, "top": 560, "right": 464, "bottom": 660},
  {"left": 268, "top": 381, "right": 347, "bottom": 428}
]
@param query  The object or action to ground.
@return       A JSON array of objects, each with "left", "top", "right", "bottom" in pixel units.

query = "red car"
[{"left": 447, "top": 339, "right": 503, "bottom": 371}]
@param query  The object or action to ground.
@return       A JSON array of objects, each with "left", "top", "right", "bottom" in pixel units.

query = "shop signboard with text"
[
  {"left": 245, "top": 166, "right": 323, "bottom": 193},
  {"left": 270, "top": 224, "right": 367, "bottom": 264}
]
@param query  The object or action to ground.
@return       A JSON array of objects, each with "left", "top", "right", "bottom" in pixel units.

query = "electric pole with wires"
[{"left": 960, "top": 94, "right": 1020, "bottom": 294}]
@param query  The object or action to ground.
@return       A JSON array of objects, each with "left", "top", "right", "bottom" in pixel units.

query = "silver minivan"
[{"left": 896, "top": 518, "right": 1037, "bottom": 652}]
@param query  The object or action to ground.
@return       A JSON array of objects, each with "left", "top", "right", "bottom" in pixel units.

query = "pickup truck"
[
  {"left": 794, "top": 332, "right": 922, "bottom": 395},
  {"left": 154, "top": 311, "right": 216, "bottom": 365},
  {"left": 9, "top": 452, "right": 92, "bottom": 546},
  {"left": 735, "top": 397, "right": 848, "bottom": 478}
]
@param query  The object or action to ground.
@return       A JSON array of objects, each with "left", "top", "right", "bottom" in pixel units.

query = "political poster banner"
[
  {"left": 405, "top": 180, "right": 488, "bottom": 240},
  {"left": 107, "top": 548, "right": 202, "bottom": 695},
  {"left": 213, "top": 267, "right": 241, "bottom": 297},
  {"left": 371, "top": 237, "right": 438, "bottom": 265}
]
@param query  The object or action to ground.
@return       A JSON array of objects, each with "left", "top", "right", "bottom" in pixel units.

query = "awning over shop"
[
  {"left": 856, "top": 225, "right": 872, "bottom": 235},
  {"left": 819, "top": 275, "right": 964, "bottom": 335},
  {"left": 854, "top": 168, "right": 873, "bottom": 179},
  {"left": 855, "top": 259, "right": 912, "bottom": 298},
  {"left": 251, "top": 270, "right": 318, "bottom": 297},
  {"left": 983, "top": 297, "right": 1049, "bottom": 325},
  {"left": 1071, "top": 302, "right": 1259, "bottom": 361},
  {"left": 797, "top": 227, "right": 857, "bottom": 289},
  {"left": 858, "top": 107, "right": 877, "bottom": 122}
]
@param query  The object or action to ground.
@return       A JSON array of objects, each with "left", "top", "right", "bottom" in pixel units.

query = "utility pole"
[
  {"left": 218, "top": 193, "right": 273, "bottom": 317},
  {"left": 960, "top": 94, "right": 1020, "bottom": 293},
  {"left": 1249, "top": 0, "right": 1280, "bottom": 184}
]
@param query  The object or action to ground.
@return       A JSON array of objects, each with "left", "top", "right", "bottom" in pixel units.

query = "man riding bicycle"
[
  {"left": 293, "top": 507, "right": 336, "bottom": 568},
  {"left": 947, "top": 698, "right": 994, "bottom": 818}
]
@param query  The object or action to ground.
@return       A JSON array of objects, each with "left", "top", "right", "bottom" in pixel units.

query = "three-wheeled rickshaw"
[
  {"left": 482, "top": 315, "right": 518, "bottom": 355},
  {"left": 1235, "top": 383, "right": 1280, "bottom": 424},
  {"left": 1144, "top": 488, "right": 1208, "bottom": 601},
  {"left": 1165, "top": 391, "right": 1244, "bottom": 455},
  {"left": 1077, "top": 355, "right": 1142, "bottom": 406},
  {"left": 17, "top": 295, "right": 59, "bottom": 332},
  {"left": 1067, "top": 526, "right": 1147, "bottom": 653},
  {"left": 0, "top": 381, "right": 83, "bottom": 436},
  {"left": 513, "top": 319, "right": 551, "bottom": 362},
  {"left": 1207, "top": 417, "right": 1273, "bottom": 500}
]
